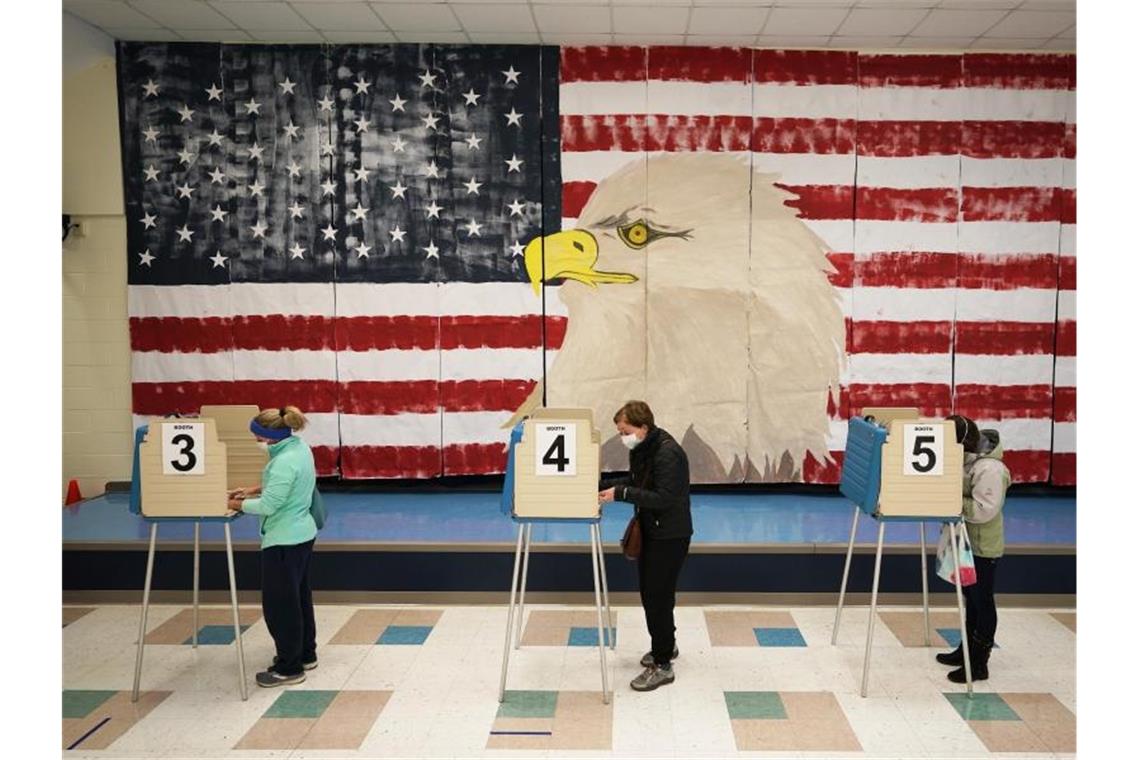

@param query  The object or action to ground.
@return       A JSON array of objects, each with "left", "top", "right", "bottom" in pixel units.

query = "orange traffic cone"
[{"left": 65, "top": 479, "right": 83, "bottom": 506}]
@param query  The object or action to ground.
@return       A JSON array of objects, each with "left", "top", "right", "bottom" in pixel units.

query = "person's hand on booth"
[{"left": 599, "top": 487, "right": 616, "bottom": 506}]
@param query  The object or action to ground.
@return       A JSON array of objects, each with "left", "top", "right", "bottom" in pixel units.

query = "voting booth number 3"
[
  {"left": 535, "top": 424, "right": 577, "bottom": 477},
  {"left": 902, "top": 423, "right": 944, "bottom": 477},
  {"left": 161, "top": 422, "right": 207, "bottom": 475}
]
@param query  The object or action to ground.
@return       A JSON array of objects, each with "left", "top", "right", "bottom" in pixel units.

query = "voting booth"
[
  {"left": 499, "top": 409, "right": 613, "bottom": 704},
  {"left": 832, "top": 410, "right": 975, "bottom": 697},
  {"left": 129, "top": 409, "right": 263, "bottom": 702}
]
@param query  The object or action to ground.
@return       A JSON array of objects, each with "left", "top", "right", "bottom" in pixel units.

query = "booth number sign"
[
  {"left": 162, "top": 422, "right": 206, "bottom": 475},
  {"left": 902, "top": 423, "right": 944, "bottom": 476},
  {"left": 535, "top": 424, "right": 577, "bottom": 476}
]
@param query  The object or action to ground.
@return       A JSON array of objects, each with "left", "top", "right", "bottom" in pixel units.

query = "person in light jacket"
[
  {"left": 227, "top": 406, "right": 318, "bottom": 688},
  {"left": 937, "top": 415, "right": 1008, "bottom": 683},
  {"left": 599, "top": 401, "right": 693, "bottom": 692}
]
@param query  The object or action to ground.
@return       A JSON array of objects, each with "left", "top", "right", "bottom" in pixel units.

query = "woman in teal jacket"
[{"left": 227, "top": 406, "right": 318, "bottom": 688}]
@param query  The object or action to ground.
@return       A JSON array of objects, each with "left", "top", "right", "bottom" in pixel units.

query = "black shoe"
[
  {"left": 270, "top": 655, "right": 318, "bottom": 672},
  {"left": 948, "top": 634, "right": 992, "bottom": 683},
  {"left": 640, "top": 644, "right": 680, "bottom": 668},
  {"left": 936, "top": 644, "right": 964, "bottom": 667},
  {"left": 256, "top": 669, "right": 305, "bottom": 688}
]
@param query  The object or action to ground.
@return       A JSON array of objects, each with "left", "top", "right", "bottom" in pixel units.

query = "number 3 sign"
[
  {"left": 535, "top": 423, "right": 577, "bottom": 476},
  {"left": 902, "top": 423, "right": 944, "bottom": 476},
  {"left": 162, "top": 422, "right": 206, "bottom": 475}
]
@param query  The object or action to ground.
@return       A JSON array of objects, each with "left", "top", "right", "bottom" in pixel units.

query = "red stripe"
[
  {"left": 560, "top": 114, "right": 646, "bottom": 152},
  {"left": 234, "top": 316, "right": 335, "bottom": 351},
  {"left": 858, "top": 54, "right": 961, "bottom": 89},
  {"left": 847, "top": 383, "right": 953, "bottom": 417},
  {"left": 803, "top": 449, "right": 843, "bottom": 484},
  {"left": 754, "top": 50, "right": 856, "bottom": 86},
  {"left": 131, "top": 317, "right": 235, "bottom": 353},
  {"left": 1055, "top": 320, "right": 1075, "bottom": 357},
  {"left": 1059, "top": 257, "right": 1075, "bottom": 290},
  {"left": 961, "top": 187, "right": 1060, "bottom": 223},
  {"left": 851, "top": 321, "right": 951, "bottom": 354},
  {"left": 1054, "top": 387, "right": 1076, "bottom": 422},
  {"left": 440, "top": 380, "right": 537, "bottom": 414},
  {"left": 827, "top": 252, "right": 853, "bottom": 288},
  {"left": 963, "top": 53, "right": 1075, "bottom": 90},
  {"left": 857, "top": 119, "right": 961, "bottom": 157},
  {"left": 956, "top": 322, "right": 1055, "bottom": 355},
  {"left": 1003, "top": 450, "right": 1051, "bottom": 482},
  {"left": 1051, "top": 452, "right": 1075, "bottom": 485},
  {"left": 132, "top": 380, "right": 340, "bottom": 416},
  {"left": 962, "top": 120, "right": 1066, "bottom": 159},
  {"left": 562, "top": 180, "right": 597, "bottom": 219},
  {"left": 1063, "top": 123, "right": 1076, "bottom": 159},
  {"left": 444, "top": 443, "right": 510, "bottom": 476},
  {"left": 777, "top": 184, "right": 854, "bottom": 220},
  {"left": 857, "top": 187, "right": 959, "bottom": 223},
  {"left": 954, "top": 383, "right": 1054, "bottom": 419},
  {"left": 340, "top": 381, "right": 437, "bottom": 415},
  {"left": 958, "top": 254, "right": 1057, "bottom": 290},
  {"left": 561, "top": 46, "right": 645, "bottom": 83},
  {"left": 854, "top": 252, "right": 957, "bottom": 288},
  {"left": 647, "top": 46, "right": 751, "bottom": 82},
  {"left": 341, "top": 445, "right": 441, "bottom": 479},
  {"left": 338, "top": 317, "right": 436, "bottom": 351},
  {"left": 1058, "top": 188, "right": 1076, "bottom": 224},
  {"left": 645, "top": 114, "right": 753, "bottom": 151},
  {"left": 442, "top": 316, "right": 566, "bottom": 351},
  {"left": 753, "top": 117, "right": 855, "bottom": 154},
  {"left": 311, "top": 446, "right": 339, "bottom": 477}
]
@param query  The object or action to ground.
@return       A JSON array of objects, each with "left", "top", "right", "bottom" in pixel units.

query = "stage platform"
[{"left": 63, "top": 491, "right": 1075, "bottom": 603}]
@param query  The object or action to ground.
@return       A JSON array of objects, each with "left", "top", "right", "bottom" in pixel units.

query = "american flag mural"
[{"left": 117, "top": 43, "right": 1075, "bottom": 484}]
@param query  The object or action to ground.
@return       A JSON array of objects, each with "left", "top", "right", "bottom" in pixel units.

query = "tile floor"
[{"left": 62, "top": 603, "right": 1076, "bottom": 757}]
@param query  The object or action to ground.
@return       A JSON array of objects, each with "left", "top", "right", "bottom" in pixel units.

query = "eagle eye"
[{"left": 617, "top": 220, "right": 651, "bottom": 249}]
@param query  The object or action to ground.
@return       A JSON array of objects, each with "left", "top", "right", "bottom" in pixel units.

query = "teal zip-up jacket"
[{"left": 240, "top": 435, "right": 318, "bottom": 549}]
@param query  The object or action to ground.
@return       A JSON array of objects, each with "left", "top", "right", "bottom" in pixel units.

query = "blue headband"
[{"left": 250, "top": 419, "right": 292, "bottom": 441}]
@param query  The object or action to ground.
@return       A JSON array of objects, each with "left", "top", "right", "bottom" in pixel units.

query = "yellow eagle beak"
[{"left": 523, "top": 230, "right": 638, "bottom": 296}]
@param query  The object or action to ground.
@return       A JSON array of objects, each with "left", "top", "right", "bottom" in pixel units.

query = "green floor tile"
[
  {"left": 264, "top": 690, "right": 338, "bottom": 719},
  {"left": 497, "top": 690, "right": 559, "bottom": 718},
  {"left": 63, "top": 690, "right": 117, "bottom": 719},
  {"left": 944, "top": 692, "right": 1021, "bottom": 721},
  {"left": 724, "top": 691, "right": 787, "bottom": 720}
]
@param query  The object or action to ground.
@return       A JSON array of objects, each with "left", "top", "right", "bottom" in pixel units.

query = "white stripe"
[
  {"left": 852, "top": 287, "right": 957, "bottom": 321},
  {"left": 855, "top": 221, "right": 959, "bottom": 254},
  {"left": 560, "top": 82, "right": 648, "bottom": 116},
  {"left": 960, "top": 157, "right": 1063, "bottom": 188},
  {"left": 132, "top": 351, "right": 232, "bottom": 382},
  {"left": 337, "top": 349, "right": 437, "bottom": 383},
  {"left": 956, "top": 288, "right": 1058, "bottom": 322},
  {"left": 131, "top": 350, "right": 338, "bottom": 382},
  {"left": 858, "top": 87, "right": 961, "bottom": 121},
  {"left": 1059, "top": 225, "right": 1076, "bottom": 257},
  {"left": 340, "top": 412, "right": 440, "bottom": 448},
  {"left": 1053, "top": 422, "right": 1076, "bottom": 453},
  {"left": 1057, "top": 290, "right": 1075, "bottom": 321},
  {"left": 961, "top": 88, "right": 1069, "bottom": 123},
  {"left": 129, "top": 412, "right": 341, "bottom": 448},
  {"left": 954, "top": 354, "right": 1057, "bottom": 386},
  {"left": 231, "top": 350, "right": 337, "bottom": 381},
  {"left": 646, "top": 81, "right": 753, "bottom": 115},
  {"left": 129, "top": 285, "right": 235, "bottom": 318},
  {"left": 334, "top": 283, "right": 564, "bottom": 318},
  {"left": 1054, "top": 357, "right": 1075, "bottom": 386},
  {"left": 804, "top": 219, "right": 855, "bottom": 251},
  {"left": 560, "top": 151, "right": 647, "bottom": 182},
  {"left": 1060, "top": 158, "right": 1075, "bottom": 190},
  {"left": 443, "top": 411, "right": 516, "bottom": 445},
  {"left": 825, "top": 417, "right": 849, "bottom": 450},
  {"left": 336, "top": 348, "right": 547, "bottom": 383},
  {"left": 562, "top": 216, "right": 579, "bottom": 231},
  {"left": 958, "top": 221, "right": 1060, "bottom": 255},
  {"left": 845, "top": 353, "right": 952, "bottom": 384},
  {"left": 753, "top": 84, "right": 856, "bottom": 119},
  {"left": 753, "top": 152, "right": 854, "bottom": 186},
  {"left": 857, "top": 155, "right": 960, "bottom": 189},
  {"left": 971, "top": 418, "right": 1053, "bottom": 451}
]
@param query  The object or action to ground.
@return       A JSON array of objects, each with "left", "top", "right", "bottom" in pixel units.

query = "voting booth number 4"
[
  {"left": 161, "top": 422, "right": 207, "bottom": 476},
  {"left": 902, "top": 423, "right": 944, "bottom": 477},
  {"left": 535, "top": 424, "right": 577, "bottom": 477}
]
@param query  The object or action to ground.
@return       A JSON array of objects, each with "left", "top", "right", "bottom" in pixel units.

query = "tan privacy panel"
[
  {"left": 200, "top": 405, "right": 267, "bottom": 490},
  {"left": 878, "top": 419, "right": 963, "bottom": 518},
  {"left": 514, "top": 409, "right": 601, "bottom": 519},
  {"left": 139, "top": 418, "right": 229, "bottom": 518},
  {"left": 859, "top": 407, "right": 921, "bottom": 428}
]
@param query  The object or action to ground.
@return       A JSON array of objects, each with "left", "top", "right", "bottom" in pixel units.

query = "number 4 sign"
[
  {"left": 902, "top": 423, "right": 944, "bottom": 476},
  {"left": 535, "top": 423, "right": 577, "bottom": 476},
  {"left": 162, "top": 422, "right": 206, "bottom": 475}
]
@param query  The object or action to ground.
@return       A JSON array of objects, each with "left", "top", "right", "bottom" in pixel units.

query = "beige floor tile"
[
  {"left": 328, "top": 610, "right": 399, "bottom": 645},
  {"left": 233, "top": 717, "right": 315, "bottom": 750},
  {"left": 969, "top": 719, "right": 1051, "bottom": 753},
  {"left": 1001, "top": 692, "right": 1076, "bottom": 753},
  {"left": 1050, "top": 611, "right": 1077, "bottom": 633},
  {"left": 64, "top": 607, "right": 97, "bottom": 626},
  {"left": 144, "top": 608, "right": 262, "bottom": 644},
  {"left": 392, "top": 608, "right": 444, "bottom": 626}
]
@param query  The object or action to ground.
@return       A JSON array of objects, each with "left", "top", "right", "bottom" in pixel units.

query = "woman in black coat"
[{"left": 599, "top": 400, "right": 693, "bottom": 692}]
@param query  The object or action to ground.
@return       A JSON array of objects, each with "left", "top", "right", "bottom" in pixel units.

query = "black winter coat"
[{"left": 603, "top": 426, "right": 693, "bottom": 540}]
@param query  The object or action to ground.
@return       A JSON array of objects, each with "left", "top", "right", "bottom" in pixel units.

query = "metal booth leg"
[
  {"left": 920, "top": 522, "right": 931, "bottom": 647},
  {"left": 832, "top": 505, "right": 861, "bottom": 645},
  {"left": 860, "top": 520, "right": 886, "bottom": 698},
  {"left": 499, "top": 523, "right": 525, "bottom": 702},
  {"left": 589, "top": 522, "right": 611, "bottom": 704},
  {"left": 514, "top": 523, "right": 532, "bottom": 649},
  {"left": 192, "top": 522, "right": 200, "bottom": 649},
  {"left": 132, "top": 522, "right": 158, "bottom": 702},
  {"left": 950, "top": 522, "right": 974, "bottom": 696},
  {"left": 594, "top": 523, "right": 614, "bottom": 650},
  {"left": 223, "top": 523, "right": 248, "bottom": 701}
]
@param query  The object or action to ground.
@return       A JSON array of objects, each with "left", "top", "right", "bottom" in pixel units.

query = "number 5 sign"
[
  {"left": 162, "top": 422, "right": 206, "bottom": 475},
  {"left": 902, "top": 423, "right": 944, "bottom": 476},
  {"left": 535, "top": 423, "right": 577, "bottom": 476}
]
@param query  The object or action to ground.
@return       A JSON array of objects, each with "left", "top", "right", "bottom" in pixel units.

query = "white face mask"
[
  {"left": 621, "top": 432, "right": 641, "bottom": 450},
  {"left": 256, "top": 441, "right": 270, "bottom": 452}
]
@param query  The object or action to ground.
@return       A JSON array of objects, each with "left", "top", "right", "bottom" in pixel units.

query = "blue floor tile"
[
  {"left": 937, "top": 628, "right": 998, "bottom": 649},
  {"left": 567, "top": 626, "right": 617, "bottom": 647},
  {"left": 182, "top": 624, "right": 250, "bottom": 646},
  {"left": 753, "top": 627, "right": 807, "bottom": 647},
  {"left": 377, "top": 625, "right": 433, "bottom": 645}
]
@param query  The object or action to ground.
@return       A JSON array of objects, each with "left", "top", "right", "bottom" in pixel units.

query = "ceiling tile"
[
  {"left": 685, "top": 34, "right": 759, "bottom": 47},
  {"left": 985, "top": 10, "right": 1074, "bottom": 38},
  {"left": 245, "top": 29, "right": 326, "bottom": 41},
  {"left": 541, "top": 33, "right": 615, "bottom": 45},
  {"left": 970, "top": 37, "right": 1049, "bottom": 50},
  {"left": 207, "top": 2, "right": 312, "bottom": 31},
  {"left": 938, "top": 1, "right": 1016, "bottom": 7},
  {"left": 613, "top": 0, "right": 693, "bottom": 5},
  {"left": 176, "top": 29, "right": 255, "bottom": 42},
  {"left": 612, "top": 6, "right": 690, "bottom": 35},
  {"left": 467, "top": 32, "right": 542, "bottom": 43},
  {"left": 853, "top": 0, "right": 936, "bottom": 5},
  {"left": 755, "top": 35, "right": 831, "bottom": 48},
  {"left": 290, "top": 3, "right": 386, "bottom": 30},
  {"left": 452, "top": 4, "right": 538, "bottom": 33},
  {"left": 910, "top": 9, "right": 1007, "bottom": 37},
  {"left": 1038, "top": 37, "right": 1076, "bottom": 50},
  {"left": 103, "top": 27, "right": 183, "bottom": 40},
  {"left": 322, "top": 30, "right": 399, "bottom": 43},
  {"left": 65, "top": 1, "right": 163, "bottom": 28},
  {"left": 369, "top": 3, "right": 461, "bottom": 31},
  {"left": 896, "top": 36, "right": 974, "bottom": 49},
  {"left": 837, "top": 8, "right": 928, "bottom": 35},
  {"left": 613, "top": 34, "right": 686, "bottom": 46},
  {"left": 762, "top": 6, "right": 850, "bottom": 36},
  {"left": 531, "top": 0, "right": 608, "bottom": 4},
  {"left": 688, "top": 6, "right": 770, "bottom": 36},
  {"left": 128, "top": 0, "right": 236, "bottom": 29},
  {"left": 533, "top": 5, "right": 612, "bottom": 34},
  {"left": 829, "top": 35, "right": 902, "bottom": 49},
  {"left": 395, "top": 31, "right": 471, "bottom": 43},
  {"left": 1017, "top": 0, "right": 1075, "bottom": 9}
]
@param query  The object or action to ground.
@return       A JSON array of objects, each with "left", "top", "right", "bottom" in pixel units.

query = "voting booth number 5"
[
  {"left": 161, "top": 422, "right": 207, "bottom": 476},
  {"left": 902, "top": 423, "right": 944, "bottom": 477}
]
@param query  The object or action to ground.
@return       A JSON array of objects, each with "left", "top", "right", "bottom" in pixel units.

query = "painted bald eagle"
[{"left": 510, "top": 153, "right": 845, "bottom": 483}]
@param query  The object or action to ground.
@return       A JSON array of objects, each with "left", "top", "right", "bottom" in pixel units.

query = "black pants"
[
  {"left": 637, "top": 536, "right": 690, "bottom": 667},
  {"left": 964, "top": 556, "right": 999, "bottom": 646},
  {"left": 261, "top": 539, "right": 316, "bottom": 676}
]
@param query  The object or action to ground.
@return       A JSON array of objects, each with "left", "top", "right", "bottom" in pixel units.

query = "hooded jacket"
[
  {"left": 962, "top": 429, "right": 1009, "bottom": 559},
  {"left": 240, "top": 435, "right": 318, "bottom": 549},
  {"left": 604, "top": 426, "right": 693, "bottom": 540}
]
